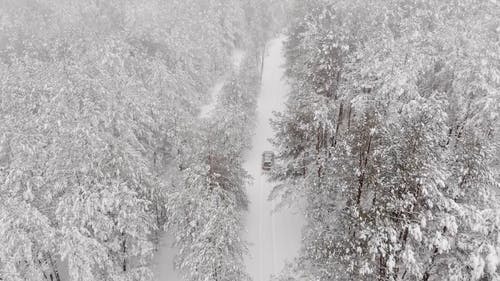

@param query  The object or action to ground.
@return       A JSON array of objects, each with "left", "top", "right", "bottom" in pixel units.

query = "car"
[{"left": 262, "top": 151, "right": 275, "bottom": 171}]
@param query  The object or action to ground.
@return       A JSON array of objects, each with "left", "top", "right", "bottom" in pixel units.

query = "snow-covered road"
[{"left": 243, "top": 36, "right": 304, "bottom": 281}]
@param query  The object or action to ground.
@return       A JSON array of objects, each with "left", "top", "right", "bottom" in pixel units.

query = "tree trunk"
[
  {"left": 122, "top": 232, "right": 127, "bottom": 272},
  {"left": 48, "top": 254, "right": 61, "bottom": 281},
  {"left": 334, "top": 102, "right": 344, "bottom": 146},
  {"left": 347, "top": 103, "right": 352, "bottom": 130}
]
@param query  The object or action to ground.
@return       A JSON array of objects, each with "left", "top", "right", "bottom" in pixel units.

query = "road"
[{"left": 243, "top": 36, "right": 304, "bottom": 281}]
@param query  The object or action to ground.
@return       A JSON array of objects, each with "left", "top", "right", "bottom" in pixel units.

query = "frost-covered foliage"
[
  {"left": 273, "top": 0, "right": 500, "bottom": 280},
  {"left": 0, "top": 1, "right": 273, "bottom": 280}
]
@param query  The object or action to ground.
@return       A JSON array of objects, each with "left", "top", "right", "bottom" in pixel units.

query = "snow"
[
  {"left": 486, "top": 246, "right": 500, "bottom": 275},
  {"left": 243, "top": 36, "right": 304, "bottom": 281},
  {"left": 232, "top": 49, "right": 246, "bottom": 71},
  {"left": 152, "top": 233, "right": 181, "bottom": 281},
  {"left": 199, "top": 49, "right": 245, "bottom": 118},
  {"left": 199, "top": 80, "right": 226, "bottom": 118}
]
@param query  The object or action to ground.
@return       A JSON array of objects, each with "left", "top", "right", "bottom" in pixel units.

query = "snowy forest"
[{"left": 0, "top": 1, "right": 499, "bottom": 281}]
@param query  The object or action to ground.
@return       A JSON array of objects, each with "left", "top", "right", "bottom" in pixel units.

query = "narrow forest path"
[
  {"left": 199, "top": 49, "right": 245, "bottom": 118},
  {"left": 243, "top": 36, "right": 304, "bottom": 281}
]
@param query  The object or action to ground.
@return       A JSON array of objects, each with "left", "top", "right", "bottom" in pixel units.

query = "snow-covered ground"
[
  {"left": 152, "top": 233, "right": 182, "bottom": 281},
  {"left": 243, "top": 36, "right": 304, "bottom": 281},
  {"left": 232, "top": 49, "right": 246, "bottom": 71}
]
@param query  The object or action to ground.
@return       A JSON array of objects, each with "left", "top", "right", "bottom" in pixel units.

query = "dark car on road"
[{"left": 262, "top": 151, "right": 275, "bottom": 171}]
